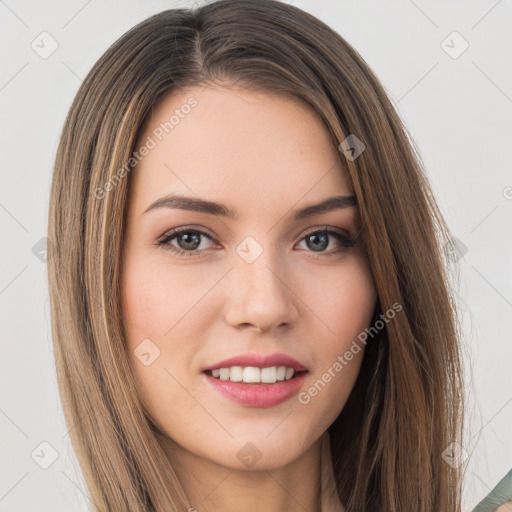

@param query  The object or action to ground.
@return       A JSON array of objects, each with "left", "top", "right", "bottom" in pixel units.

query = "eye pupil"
[
  {"left": 306, "top": 232, "right": 328, "bottom": 252},
  {"left": 178, "top": 232, "right": 201, "bottom": 251}
]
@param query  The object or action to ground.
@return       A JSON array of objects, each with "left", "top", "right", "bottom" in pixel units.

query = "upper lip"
[{"left": 202, "top": 352, "right": 308, "bottom": 372}]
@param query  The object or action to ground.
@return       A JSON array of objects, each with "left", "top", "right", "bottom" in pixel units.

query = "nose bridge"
[{"left": 224, "top": 235, "right": 298, "bottom": 331}]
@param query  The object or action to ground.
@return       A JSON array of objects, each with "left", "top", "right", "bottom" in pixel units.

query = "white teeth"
[
  {"left": 276, "top": 366, "right": 286, "bottom": 381},
  {"left": 243, "top": 367, "right": 261, "bottom": 383},
  {"left": 229, "top": 366, "right": 243, "bottom": 382},
  {"left": 208, "top": 365, "right": 298, "bottom": 383},
  {"left": 261, "top": 367, "right": 277, "bottom": 384}
]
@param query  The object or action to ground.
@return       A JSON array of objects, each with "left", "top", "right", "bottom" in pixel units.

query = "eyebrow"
[{"left": 143, "top": 193, "right": 357, "bottom": 221}]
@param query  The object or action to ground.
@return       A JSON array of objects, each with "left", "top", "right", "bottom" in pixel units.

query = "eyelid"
[
  {"left": 157, "top": 224, "right": 357, "bottom": 257},
  {"left": 156, "top": 225, "right": 218, "bottom": 247},
  {"left": 300, "top": 224, "right": 352, "bottom": 239},
  {"left": 157, "top": 224, "right": 353, "bottom": 242}
]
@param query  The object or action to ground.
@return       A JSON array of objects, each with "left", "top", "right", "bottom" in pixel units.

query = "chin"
[{"left": 206, "top": 430, "right": 311, "bottom": 471}]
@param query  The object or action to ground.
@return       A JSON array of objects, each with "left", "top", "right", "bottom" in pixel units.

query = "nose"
[{"left": 224, "top": 250, "right": 299, "bottom": 333}]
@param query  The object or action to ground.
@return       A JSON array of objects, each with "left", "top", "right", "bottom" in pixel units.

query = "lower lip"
[{"left": 203, "top": 372, "right": 308, "bottom": 408}]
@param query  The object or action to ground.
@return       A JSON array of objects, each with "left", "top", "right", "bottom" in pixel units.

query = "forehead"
[{"left": 129, "top": 85, "right": 352, "bottom": 214}]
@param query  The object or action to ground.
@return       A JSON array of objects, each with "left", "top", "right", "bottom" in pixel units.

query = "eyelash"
[{"left": 156, "top": 226, "right": 356, "bottom": 259}]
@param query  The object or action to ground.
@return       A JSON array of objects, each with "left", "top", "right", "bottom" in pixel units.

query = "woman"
[{"left": 48, "top": 1, "right": 467, "bottom": 510}]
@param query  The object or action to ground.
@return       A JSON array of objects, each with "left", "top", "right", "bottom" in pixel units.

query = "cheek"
[
  {"left": 121, "top": 258, "right": 212, "bottom": 348},
  {"left": 121, "top": 256, "right": 218, "bottom": 410},
  {"left": 303, "top": 253, "right": 376, "bottom": 343},
  {"left": 121, "top": 260, "right": 205, "bottom": 422},
  {"left": 294, "top": 254, "right": 376, "bottom": 421}
]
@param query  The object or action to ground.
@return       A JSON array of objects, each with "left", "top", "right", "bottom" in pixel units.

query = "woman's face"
[{"left": 121, "top": 85, "right": 377, "bottom": 471}]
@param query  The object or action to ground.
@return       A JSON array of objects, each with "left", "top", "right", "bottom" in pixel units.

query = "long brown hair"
[{"left": 47, "top": 1, "right": 465, "bottom": 510}]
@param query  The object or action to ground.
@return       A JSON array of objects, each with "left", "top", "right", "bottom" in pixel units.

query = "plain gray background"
[{"left": 1, "top": 0, "right": 511, "bottom": 510}]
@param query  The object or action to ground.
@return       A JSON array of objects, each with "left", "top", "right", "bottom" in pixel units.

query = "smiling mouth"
[{"left": 203, "top": 367, "right": 308, "bottom": 385}]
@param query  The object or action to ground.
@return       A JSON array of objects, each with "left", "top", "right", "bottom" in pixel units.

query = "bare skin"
[{"left": 121, "top": 84, "right": 377, "bottom": 512}]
